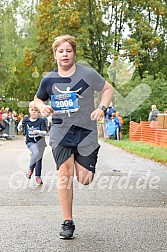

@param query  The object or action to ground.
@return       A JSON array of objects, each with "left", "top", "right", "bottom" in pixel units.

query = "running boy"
[
  {"left": 34, "top": 34, "right": 113, "bottom": 238},
  {"left": 18, "top": 101, "right": 47, "bottom": 185}
]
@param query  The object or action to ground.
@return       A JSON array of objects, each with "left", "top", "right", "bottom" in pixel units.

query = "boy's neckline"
[
  {"left": 29, "top": 118, "right": 37, "bottom": 122},
  {"left": 57, "top": 64, "right": 77, "bottom": 78}
]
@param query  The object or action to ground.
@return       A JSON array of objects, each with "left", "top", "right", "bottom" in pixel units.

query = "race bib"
[
  {"left": 27, "top": 126, "right": 40, "bottom": 138},
  {"left": 51, "top": 93, "right": 79, "bottom": 113}
]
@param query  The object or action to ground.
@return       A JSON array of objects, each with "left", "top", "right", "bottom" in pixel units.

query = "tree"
[
  {"left": 0, "top": 0, "right": 40, "bottom": 112},
  {"left": 26, "top": 0, "right": 128, "bottom": 76},
  {"left": 0, "top": 1, "right": 20, "bottom": 105},
  {"left": 1, "top": 0, "right": 167, "bottom": 117},
  {"left": 122, "top": 0, "right": 167, "bottom": 78}
]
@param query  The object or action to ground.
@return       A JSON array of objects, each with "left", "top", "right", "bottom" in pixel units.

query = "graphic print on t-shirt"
[
  {"left": 51, "top": 86, "right": 81, "bottom": 114},
  {"left": 27, "top": 124, "right": 40, "bottom": 138},
  {"left": 51, "top": 93, "right": 79, "bottom": 113},
  {"left": 51, "top": 79, "right": 89, "bottom": 115}
]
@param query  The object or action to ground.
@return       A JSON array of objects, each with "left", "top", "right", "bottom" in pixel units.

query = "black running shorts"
[{"left": 52, "top": 145, "right": 100, "bottom": 173}]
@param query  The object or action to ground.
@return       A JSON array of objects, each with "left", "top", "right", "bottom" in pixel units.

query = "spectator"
[
  {"left": 106, "top": 113, "right": 120, "bottom": 140},
  {"left": 105, "top": 102, "right": 116, "bottom": 120},
  {"left": 148, "top": 104, "right": 159, "bottom": 129},
  {"left": 116, "top": 111, "right": 123, "bottom": 140},
  {"left": 0, "top": 106, "right": 5, "bottom": 133},
  {"left": 112, "top": 113, "right": 121, "bottom": 140},
  {"left": 13, "top": 111, "right": 19, "bottom": 134},
  {"left": 18, "top": 113, "right": 24, "bottom": 122},
  {"left": 103, "top": 101, "right": 116, "bottom": 138},
  {"left": 7, "top": 108, "right": 14, "bottom": 126},
  {"left": 106, "top": 116, "right": 117, "bottom": 139}
]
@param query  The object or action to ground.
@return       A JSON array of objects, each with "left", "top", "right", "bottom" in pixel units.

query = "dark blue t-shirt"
[{"left": 22, "top": 116, "right": 46, "bottom": 144}]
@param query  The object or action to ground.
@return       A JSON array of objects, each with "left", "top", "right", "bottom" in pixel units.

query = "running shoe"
[
  {"left": 36, "top": 177, "right": 43, "bottom": 185},
  {"left": 59, "top": 220, "right": 75, "bottom": 239},
  {"left": 26, "top": 170, "right": 33, "bottom": 179}
]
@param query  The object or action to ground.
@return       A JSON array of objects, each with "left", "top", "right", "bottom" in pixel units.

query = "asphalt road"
[{"left": 0, "top": 136, "right": 167, "bottom": 252}]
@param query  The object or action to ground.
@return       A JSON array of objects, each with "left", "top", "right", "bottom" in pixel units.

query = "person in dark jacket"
[
  {"left": 148, "top": 104, "right": 159, "bottom": 121},
  {"left": 103, "top": 102, "right": 116, "bottom": 138},
  {"left": 148, "top": 104, "right": 159, "bottom": 129}
]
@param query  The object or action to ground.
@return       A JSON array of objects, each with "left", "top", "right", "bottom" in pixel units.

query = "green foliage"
[
  {"left": 0, "top": 2, "right": 20, "bottom": 104},
  {"left": 28, "top": 0, "right": 129, "bottom": 75},
  {"left": 0, "top": 0, "right": 167, "bottom": 116},
  {"left": 0, "top": 0, "right": 40, "bottom": 113},
  {"left": 112, "top": 72, "right": 167, "bottom": 135},
  {"left": 122, "top": 0, "right": 167, "bottom": 78}
]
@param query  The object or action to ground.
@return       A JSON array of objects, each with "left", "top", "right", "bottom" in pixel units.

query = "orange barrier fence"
[{"left": 129, "top": 121, "right": 167, "bottom": 148}]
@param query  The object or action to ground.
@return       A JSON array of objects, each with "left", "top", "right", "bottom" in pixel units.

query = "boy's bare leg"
[
  {"left": 75, "top": 162, "right": 94, "bottom": 185},
  {"left": 58, "top": 156, "right": 74, "bottom": 220}
]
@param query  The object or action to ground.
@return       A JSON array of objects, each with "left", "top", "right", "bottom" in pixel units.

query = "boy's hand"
[
  {"left": 33, "top": 130, "right": 40, "bottom": 135},
  {"left": 90, "top": 108, "right": 104, "bottom": 121},
  {"left": 40, "top": 105, "right": 54, "bottom": 116}
]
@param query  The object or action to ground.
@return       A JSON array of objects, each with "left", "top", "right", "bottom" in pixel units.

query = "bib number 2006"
[{"left": 56, "top": 99, "right": 73, "bottom": 108}]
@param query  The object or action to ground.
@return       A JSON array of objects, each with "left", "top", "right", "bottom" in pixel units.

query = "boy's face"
[
  {"left": 29, "top": 107, "right": 39, "bottom": 119},
  {"left": 54, "top": 42, "right": 75, "bottom": 70}
]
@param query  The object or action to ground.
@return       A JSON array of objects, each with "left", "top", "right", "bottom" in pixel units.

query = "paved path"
[{"left": 0, "top": 136, "right": 167, "bottom": 252}]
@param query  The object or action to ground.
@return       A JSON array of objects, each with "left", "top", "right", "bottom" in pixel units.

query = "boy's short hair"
[
  {"left": 52, "top": 34, "right": 77, "bottom": 54},
  {"left": 29, "top": 101, "right": 38, "bottom": 110}
]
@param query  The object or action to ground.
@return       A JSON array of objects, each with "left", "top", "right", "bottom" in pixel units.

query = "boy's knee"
[
  {"left": 76, "top": 173, "right": 94, "bottom": 185},
  {"left": 58, "top": 166, "right": 73, "bottom": 178}
]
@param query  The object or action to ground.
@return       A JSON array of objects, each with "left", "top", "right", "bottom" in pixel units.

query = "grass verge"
[{"left": 104, "top": 139, "right": 167, "bottom": 165}]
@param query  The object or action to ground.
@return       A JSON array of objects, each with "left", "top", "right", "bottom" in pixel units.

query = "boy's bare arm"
[{"left": 34, "top": 96, "right": 53, "bottom": 116}]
